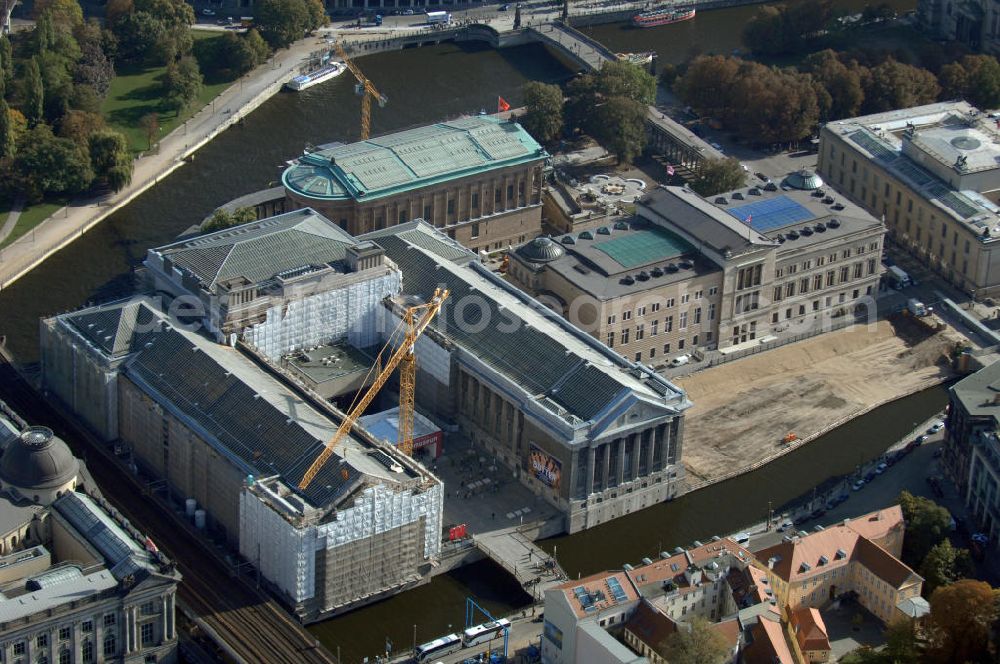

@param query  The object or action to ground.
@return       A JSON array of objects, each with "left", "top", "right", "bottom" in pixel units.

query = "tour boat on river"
[
  {"left": 632, "top": 6, "right": 695, "bottom": 28},
  {"left": 285, "top": 63, "right": 346, "bottom": 92}
]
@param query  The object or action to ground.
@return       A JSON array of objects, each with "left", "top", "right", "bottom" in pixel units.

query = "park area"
[
  {"left": 674, "top": 318, "right": 962, "bottom": 483},
  {"left": 101, "top": 30, "right": 235, "bottom": 153}
]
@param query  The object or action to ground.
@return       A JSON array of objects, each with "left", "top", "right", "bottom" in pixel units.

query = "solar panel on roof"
[{"left": 726, "top": 196, "right": 814, "bottom": 232}]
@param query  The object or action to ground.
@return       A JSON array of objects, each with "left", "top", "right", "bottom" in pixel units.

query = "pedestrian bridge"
[{"left": 473, "top": 527, "right": 567, "bottom": 601}]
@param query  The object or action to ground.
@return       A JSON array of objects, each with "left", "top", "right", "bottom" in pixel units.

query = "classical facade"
[
  {"left": 917, "top": 0, "right": 1000, "bottom": 52},
  {"left": 363, "top": 221, "right": 690, "bottom": 533},
  {"left": 510, "top": 180, "right": 885, "bottom": 367},
  {"left": 282, "top": 117, "right": 548, "bottom": 253},
  {"left": 819, "top": 101, "right": 1000, "bottom": 297}
]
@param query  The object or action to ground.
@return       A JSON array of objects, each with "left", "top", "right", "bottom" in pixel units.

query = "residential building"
[
  {"left": 789, "top": 607, "right": 831, "bottom": 663},
  {"left": 364, "top": 221, "right": 690, "bottom": 532},
  {"left": 541, "top": 537, "right": 757, "bottom": 664},
  {"left": 509, "top": 180, "right": 885, "bottom": 366},
  {"left": 917, "top": 0, "right": 1000, "bottom": 53},
  {"left": 742, "top": 613, "right": 795, "bottom": 664},
  {"left": 754, "top": 506, "right": 924, "bottom": 625},
  {"left": 282, "top": 117, "right": 548, "bottom": 253},
  {"left": 818, "top": 101, "right": 1000, "bottom": 296},
  {"left": 945, "top": 359, "right": 1000, "bottom": 493},
  {"left": 945, "top": 361, "right": 1000, "bottom": 551},
  {"left": 0, "top": 405, "right": 180, "bottom": 664}
]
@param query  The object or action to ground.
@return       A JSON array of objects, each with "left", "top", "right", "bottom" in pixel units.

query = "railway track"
[{"left": 0, "top": 355, "right": 336, "bottom": 664}]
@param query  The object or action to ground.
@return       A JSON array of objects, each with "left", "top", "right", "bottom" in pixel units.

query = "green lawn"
[
  {"left": 0, "top": 199, "right": 69, "bottom": 250},
  {"left": 101, "top": 29, "right": 235, "bottom": 153}
]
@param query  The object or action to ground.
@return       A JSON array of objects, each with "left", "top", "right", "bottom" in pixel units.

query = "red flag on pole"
[
  {"left": 498, "top": 97, "right": 511, "bottom": 113},
  {"left": 745, "top": 213, "right": 752, "bottom": 225}
]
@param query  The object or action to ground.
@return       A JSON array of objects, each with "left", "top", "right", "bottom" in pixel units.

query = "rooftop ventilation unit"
[
  {"left": 800, "top": 227, "right": 814, "bottom": 236},
  {"left": 748, "top": 188, "right": 761, "bottom": 196},
  {"left": 715, "top": 196, "right": 728, "bottom": 204},
  {"left": 732, "top": 192, "right": 744, "bottom": 200},
  {"left": 637, "top": 271, "right": 650, "bottom": 281},
  {"left": 823, "top": 196, "right": 834, "bottom": 204},
  {"left": 814, "top": 222, "right": 826, "bottom": 232},
  {"left": 831, "top": 203, "right": 845, "bottom": 211},
  {"left": 622, "top": 275, "right": 635, "bottom": 285},
  {"left": 597, "top": 226, "right": 611, "bottom": 235},
  {"left": 651, "top": 267, "right": 664, "bottom": 277},
  {"left": 666, "top": 263, "right": 679, "bottom": 273},
  {"left": 827, "top": 218, "right": 841, "bottom": 229},
  {"left": 786, "top": 231, "right": 800, "bottom": 240}
]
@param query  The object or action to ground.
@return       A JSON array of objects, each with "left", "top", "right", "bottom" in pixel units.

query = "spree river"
[{"left": 0, "top": 0, "right": 932, "bottom": 661}]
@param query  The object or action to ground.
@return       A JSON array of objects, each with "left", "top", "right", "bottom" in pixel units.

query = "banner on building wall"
[{"left": 528, "top": 444, "right": 562, "bottom": 491}]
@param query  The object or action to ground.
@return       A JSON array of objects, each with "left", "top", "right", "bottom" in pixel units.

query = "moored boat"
[
  {"left": 285, "top": 63, "right": 346, "bottom": 92},
  {"left": 632, "top": 6, "right": 695, "bottom": 28},
  {"left": 617, "top": 51, "right": 655, "bottom": 66}
]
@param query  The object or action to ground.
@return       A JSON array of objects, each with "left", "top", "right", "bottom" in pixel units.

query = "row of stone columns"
[{"left": 581, "top": 421, "right": 674, "bottom": 498}]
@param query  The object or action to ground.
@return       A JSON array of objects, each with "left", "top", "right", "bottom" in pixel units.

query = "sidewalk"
[{"left": 0, "top": 35, "right": 323, "bottom": 292}]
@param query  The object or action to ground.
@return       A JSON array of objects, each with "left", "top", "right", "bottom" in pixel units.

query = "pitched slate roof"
[
  {"left": 362, "top": 223, "right": 689, "bottom": 425},
  {"left": 283, "top": 117, "right": 547, "bottom": 202},
  {"left": 120, "top": 327, "right": 365, "bottom": 508},
  {"left": 150, "top": 208, "right": 357, "bottom": 293},
  {"left": 62, "top": 299, "right": 166, "bottom": 359}
]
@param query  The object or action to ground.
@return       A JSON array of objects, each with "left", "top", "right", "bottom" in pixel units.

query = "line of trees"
[
  {"left": 252, "top": 0, "right": 327, "bottom": 49},
  {"left": 521, "top": 60, "right": 655, "bottom": 164},
  {"left": 672, "top": 48, "right": 977, "bottom": 146}
]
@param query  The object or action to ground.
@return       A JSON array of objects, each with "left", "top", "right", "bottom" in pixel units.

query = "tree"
[
  {"left": 803, "top": 50, "right": 865, "bottom": 120},
  {"left": 58, "top": 109, "right": 105, "bottom": 146},
  {"left": 164, "top": 56, "right": 202, "bottom": 113},
  {"left": 105, "top": 0, "right": 134, "bottom": 26},
  {"left": 521, "top": 81, "right": 563, "bottom": 144},
  {"left": 13, "top": 124, "right": 93, "bottom": 200},
  {"left": 253, "top": 0, "right": 310, "bottom": 49},
  {"left": 88, "top": 129, "right": 133, "bottom": 191},
  {"left": 898, "top": 491, "right": 952, "bottom": 567},
  {"left": 920, "top": 540, "right": 974, "bottom": 595},
  {"left": 23, "top": 58, "right": 45, "bottom": 125},
  {"left": 303, "top": 0, "right": 327, "bottom": 30},
  {"left": 112, "top": 11, "right": 166, "bottom": 64},
  {"left": 34, "top": 11, "right": 57, "bottom": 54},
  {"left": 563, "top": 73, "right": 598, "bottom": 135},
  {"left": 595, "top": 96, "right": 646, "bottom": 164},
  {"left": 0, "top": 35, "right": 11, "bottom": 91},
  {"left": 0, "top": 99, "right": 15, "bottom": 159},
  {"left": 937, "top": 55, "right": 1000, "bottom": 109},
  {"left": 659, "top": 617, "right": 730, "bottom": 664},
  {"left": 203, "top": 206, "right": 257, "bottom": 231},
  {"left": 673, "top": 55, "right": 741, "bottom": 120},
  {"left": 140, "top": 112, "right": 159, "bottom": 150},
  {"left": 596, "top": 59, "right": 656, "bottom": 105},
  {"left": 925, "top": 580, "right": 1000, "bottom": 664},
  {"left": 33, "top": 0, "right": 84, "bottom": 30},
  {"left": 882, "top": 618, "right": 919, "bottom": 663},
  {"left": 658, "top": 63, "right": 678, "bottom": 88},
  {"left": 863, "top": 59, "right": 940, "bottom": 114},
  {"left": 690, "top": 157, "right": 745, "bottom": 197},
  {"left": 74, "top": 26, "right": 115, "bottom": 99},
  {"left": 742, "top": 1, "right": 834, "bottom": 56}
]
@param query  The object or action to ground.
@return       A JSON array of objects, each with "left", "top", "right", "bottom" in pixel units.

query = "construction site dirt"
[{"left": 674, "top": 317, "right": 962, "bottom": 484}]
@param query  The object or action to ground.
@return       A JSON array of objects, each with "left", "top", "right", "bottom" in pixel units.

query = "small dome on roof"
[
  {"left": 786, "top": 168, "right": 824, "bottom": 190},
  {"left": 0, "top": 427, "right": 79, "bottom": 492},
  {"left": 517, "top": 236, "right": 566, "bottom": 262}
]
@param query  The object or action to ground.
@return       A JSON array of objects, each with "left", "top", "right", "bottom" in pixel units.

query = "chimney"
[{"left": 767, "top": 557, "right": 776, "bottom": 570}]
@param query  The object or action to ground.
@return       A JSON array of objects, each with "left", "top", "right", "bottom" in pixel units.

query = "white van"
[{"left": 670, "top": 354, "right": 691, "bottom": 367}]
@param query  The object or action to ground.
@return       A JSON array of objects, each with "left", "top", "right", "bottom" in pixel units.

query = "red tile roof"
[
  {"left": 743, "top": 616, "right": 794, "bottom": 664},
  {"left": 791, "top": 607, "right": 830, "bottom": 653}
]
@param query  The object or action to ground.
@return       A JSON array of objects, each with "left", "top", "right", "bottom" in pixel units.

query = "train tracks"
[{"left": 0, "top": 356, "right": 335, "bottom": 664}]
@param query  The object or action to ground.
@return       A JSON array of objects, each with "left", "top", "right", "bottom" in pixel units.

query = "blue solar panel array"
[{"left": 727, "top": 196, "right": 815, "bottom": 233}]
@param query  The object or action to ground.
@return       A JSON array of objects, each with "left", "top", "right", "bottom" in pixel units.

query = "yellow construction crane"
[
  {"left": 298, "top": 289, "right": 449, "bottom": 491},
  {"left": 334, "top": 42, "right": 388, "bottom": 140}
]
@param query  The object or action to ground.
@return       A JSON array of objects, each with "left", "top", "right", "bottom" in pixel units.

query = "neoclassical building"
[{"left": 281, "top": 116, "right": 548, "bottom": 253}]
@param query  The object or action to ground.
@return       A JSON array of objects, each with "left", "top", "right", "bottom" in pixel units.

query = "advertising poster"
[{"left": 528, "top": 444, "right": 562, "bottom": 491}]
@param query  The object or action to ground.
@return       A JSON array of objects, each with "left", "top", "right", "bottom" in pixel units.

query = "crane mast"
[
  {"left": 297, "top": 289, "right": 449, "bottom": 491},
  {"left": 334, "top": 42, "right": 387, "bottom": 140}
]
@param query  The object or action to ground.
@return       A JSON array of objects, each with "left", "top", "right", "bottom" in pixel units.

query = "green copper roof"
[
  {"left": 282, "top": 116, "right": 547, "bottom": 202},
  {"left": 593, "top": 228, "right": 693, "bottom": 269}
]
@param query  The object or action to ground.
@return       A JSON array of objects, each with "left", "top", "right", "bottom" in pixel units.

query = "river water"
[{"left": 0, "top": 1, "right": 937, "bottom": 662}]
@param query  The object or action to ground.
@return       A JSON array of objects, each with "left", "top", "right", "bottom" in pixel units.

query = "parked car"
[
  {"left": 733, "top": 532, "right": 750, "bottom": 545},
  {"left": 202, "top": 7, "right": 215, "bottom": 15},
  {"left": 929, "top": 420, "right": 944, "bottom": 433},
  {"left": 776, "top": 519, "right": 794, "bottom": 532},
  {"left": 499, "top": 3, "right": 510, "bottom": 9},
  {"left": 670, "top": 354, "right": 691, "bottom": 367},
  {"left": 864, "top": 471, "right": 876, "bottom": 483},
  {"left": 402, "top": 7, "right": 415, "bottom": 13},
  {"left": 755, "top": 172, "right": 770, "bottom": 182},
  {"left": 875, "top": 462, "right": 888, "bottom": 474},
  {"left": 810, "top": 508, "right": 826, "bottom": 520},
  {"left": 852, "top": 480, "right": 865, "bottom": 491}
]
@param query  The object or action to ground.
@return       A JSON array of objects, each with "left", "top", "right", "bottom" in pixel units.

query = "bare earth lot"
[{"left": 674, "top": 318, "right": 960, "bottom": 482}]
